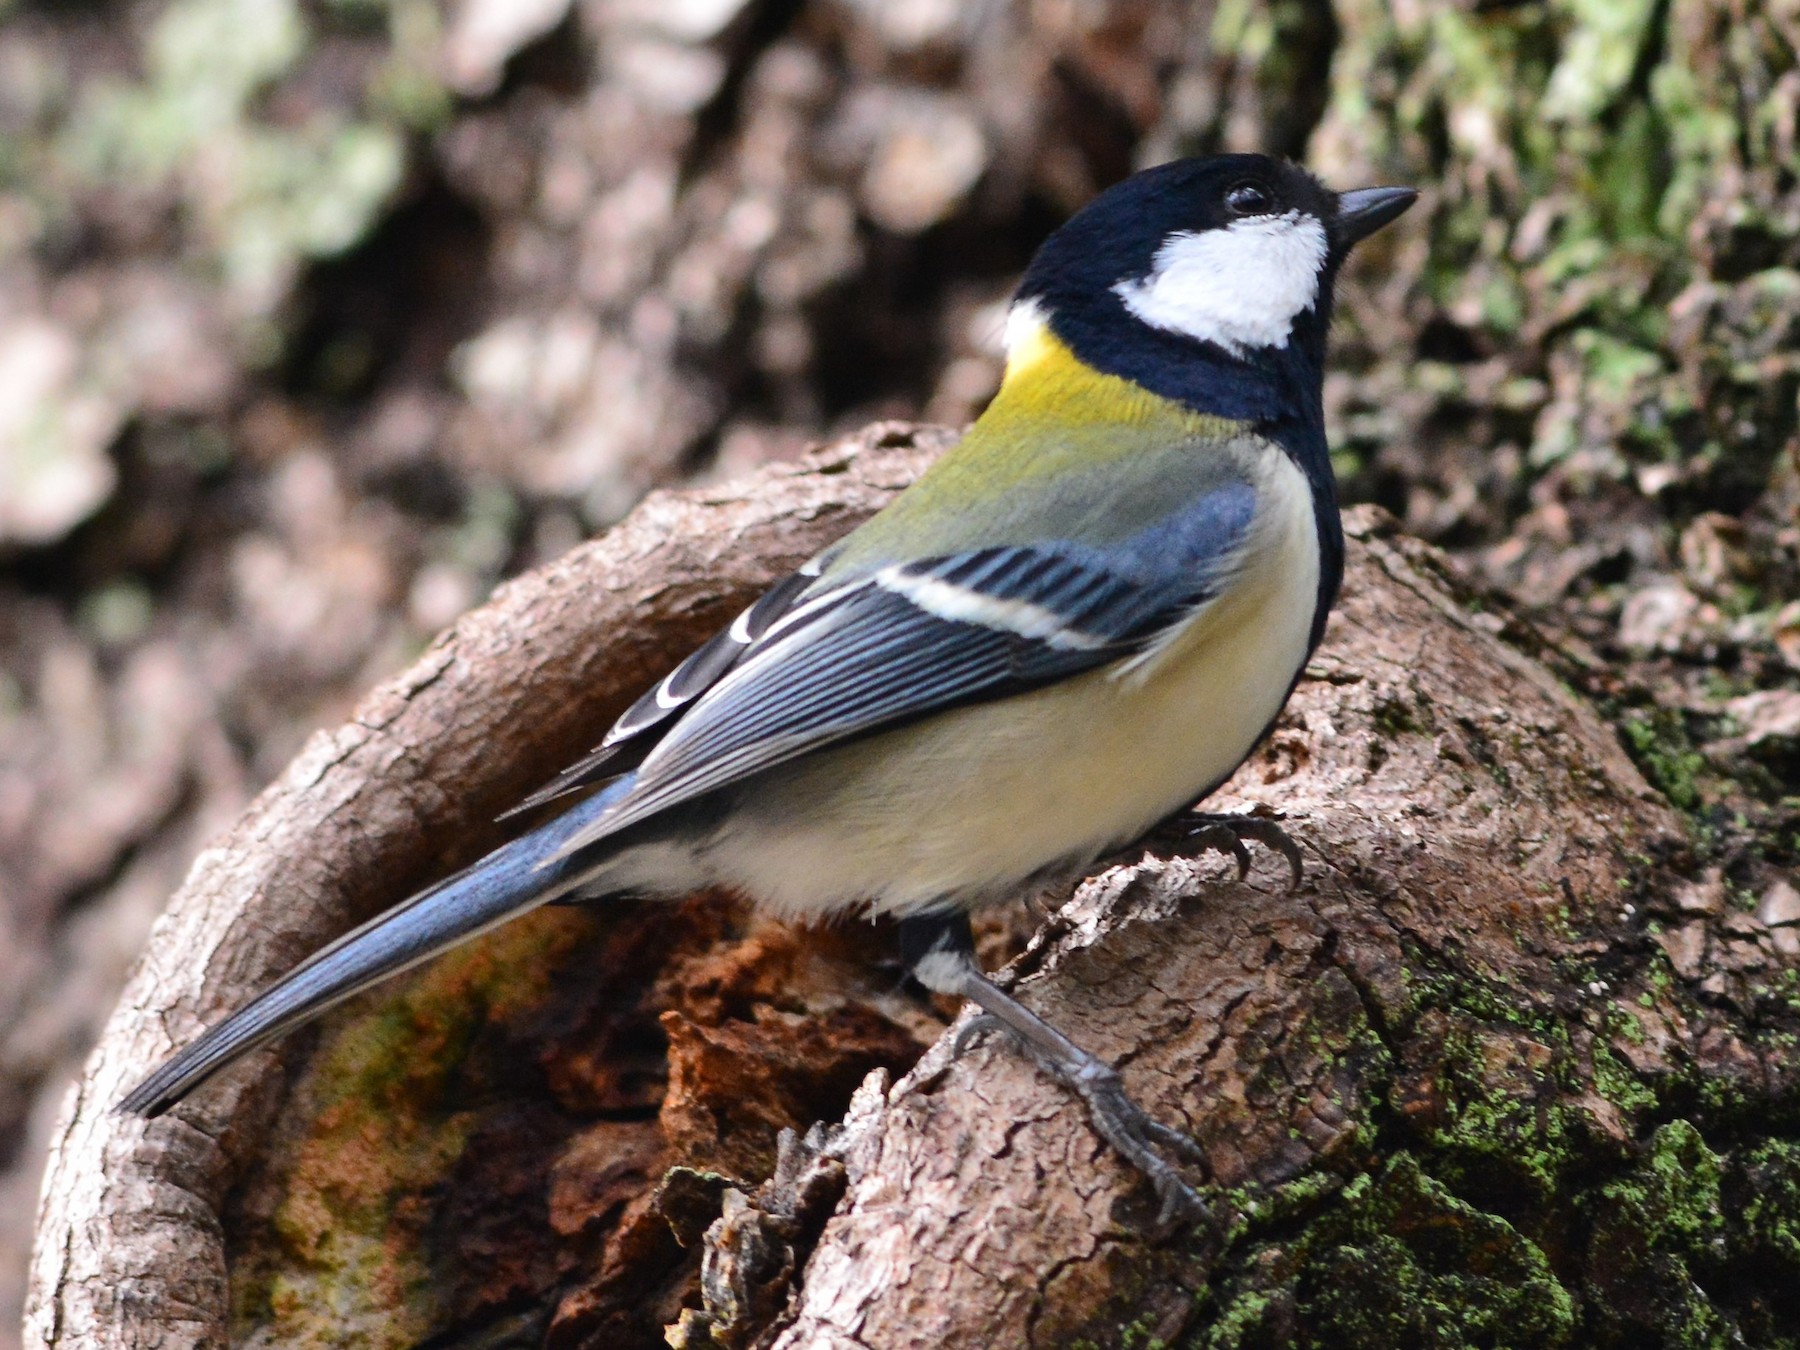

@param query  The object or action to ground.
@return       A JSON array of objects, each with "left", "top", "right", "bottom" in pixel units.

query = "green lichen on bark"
[
  {"left": 1184, "top": 1021, "right": 1800, "bottom": 1348},
  {"left": 53, "top": 0, "right": 442, "bottom": 320},
  {"left": 1321, "top": 0, "right": 1800, "bottom": 537},
  {"left": 1199, "top": 1156, "right": 1576, "bottom": 1350},
  {"left": 1618, "top": 707, "right": 1711, "bottom": 814},
  {"left": 1190, "top": 1120, "right": 1800, "bottom": 1349},
  {"left": 227, "top": 907, "right": 598, "bottom": 1350},
  {"left": 1165, "top": 794, "right": 1800, "bottom": 1350}
]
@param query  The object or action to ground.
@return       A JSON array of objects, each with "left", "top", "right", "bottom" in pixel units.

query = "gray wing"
[
  {"left": 500, "top": 567, "right": 822, "bottom": 818},
  {"left": 546, "top": 475, "right": 1261, "bottom": 859}
]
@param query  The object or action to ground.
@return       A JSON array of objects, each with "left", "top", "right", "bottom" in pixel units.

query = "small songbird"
[{"left": 120, "top": 154, "right": 1414, "bottom": 1225}]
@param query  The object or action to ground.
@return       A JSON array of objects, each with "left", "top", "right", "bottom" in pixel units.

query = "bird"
[{"left": 119, "top": 154, "right": 1415, "bottom": 1227}]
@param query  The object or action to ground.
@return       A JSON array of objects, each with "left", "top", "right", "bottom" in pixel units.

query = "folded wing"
[{"left": 549, "top": 475, "right": 1260, "bottom": 858}]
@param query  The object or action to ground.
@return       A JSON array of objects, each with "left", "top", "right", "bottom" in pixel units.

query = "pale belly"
[{"left": 695, "top": 458, "right": 1323, "bottom": 921}]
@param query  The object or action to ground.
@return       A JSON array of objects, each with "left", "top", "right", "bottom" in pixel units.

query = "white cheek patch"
[{"left": 1113, "top": 211, "right": 1328, "bottom": 356}]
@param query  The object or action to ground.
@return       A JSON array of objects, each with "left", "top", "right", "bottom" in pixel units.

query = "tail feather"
[{"left": 117, "top": 777, "right": 633, "bottom": 1118}]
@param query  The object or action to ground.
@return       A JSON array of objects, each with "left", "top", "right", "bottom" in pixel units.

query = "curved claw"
[
  {"left": 946, "top": 1019, "right": 1206, "bottom": 1225},
  {"left": 1184, "top": 824, "right": 1253, "bottom": 881},
  {"left": 952, "top": 1012, "right": 1005, "bottom": 1059},
  {"left": 1234, "top": 817, "right": 1305, "bottom": 893},
  {"left": 1064, "top": 1061, "right": 1211, "bottom": 1232},
  {"left": 949, "top": 1006, "right": 1211, "bottom": 1230},
  {"left": 1183, "top": 813, "right": 1305, "bottom": 893},
  {"left": 1133, "top": 1111, "right": 1211, "bottom": 1166}
]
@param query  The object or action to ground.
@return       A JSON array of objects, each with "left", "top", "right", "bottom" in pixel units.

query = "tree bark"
[
  {"left": 23, "top": 424, "right": 948, "bottom": 1350},
  {"left": 29, "top": 422, "right": 1799, "bottom": 1350}
]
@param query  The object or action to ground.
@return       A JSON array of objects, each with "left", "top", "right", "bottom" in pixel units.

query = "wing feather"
[
  {"left": 499, "top": 565, "right": 825, "bottom": 819},
  {"left": 545, "top": 474, "right": 1259, "bottom": 855}
]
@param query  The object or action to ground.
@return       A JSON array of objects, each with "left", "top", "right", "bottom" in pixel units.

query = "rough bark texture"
[
  {"left": 8, "top": 2, "right": 1800, "bottom": 1346},
  {"left": 25, "top": 424, "right": 949, "bottom": 1350},
  {"left": 756, "top": 519, "right": 1697, "bottom": 1349},
  {"left": 31, "top": 424, "right": 1800, "bottom": 1349}
]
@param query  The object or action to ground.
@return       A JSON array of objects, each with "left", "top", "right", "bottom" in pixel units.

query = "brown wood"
[
  {"left": 34, "top": 423, "right": 1775, "bottom": 1350},
  {"left": 23, "top": 424, "right": 947, "bottom": 1350}
]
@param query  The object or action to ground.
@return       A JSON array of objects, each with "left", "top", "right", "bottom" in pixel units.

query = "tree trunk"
[
  {"left": 31, "top": 420, "right": 1795, "bottom": 1350},
  {"left": 8, "top": 0, "right": 1800, "bottom": 1346}
]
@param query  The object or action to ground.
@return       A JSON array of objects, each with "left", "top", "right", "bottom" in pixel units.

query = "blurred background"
[{"left": 3, "top": 0, "right": 1798, "bottom": 1342}]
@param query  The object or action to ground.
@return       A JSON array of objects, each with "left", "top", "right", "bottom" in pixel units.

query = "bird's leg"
[
  {"left": 899, "top": 912, "right": 1209, "bottom": 1230},
  {"left": 1143, "top": 810, "right": 1304, "bottom": 892}
]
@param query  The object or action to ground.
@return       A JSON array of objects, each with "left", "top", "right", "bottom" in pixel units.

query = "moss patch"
[
  {"left": 229, "top": 906, "right": 598, "bottom": 1350},
  {"left": 1198, "top": 1156, "right": 1575, "bottom": 1349}
]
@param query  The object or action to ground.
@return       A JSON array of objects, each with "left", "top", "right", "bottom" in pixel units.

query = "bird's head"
[{"left": 1008, "top": 154, "right": 1415, "bottom": 426}]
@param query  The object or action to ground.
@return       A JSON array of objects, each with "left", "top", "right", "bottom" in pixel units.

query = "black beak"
[{"left": 1333, "top": 186, "right": 1418, "bottom": 250}]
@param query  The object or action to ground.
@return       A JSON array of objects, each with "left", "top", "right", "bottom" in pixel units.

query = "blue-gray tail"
[{"left": 116, "top": 776, "right": 634, "bottom": 1118}]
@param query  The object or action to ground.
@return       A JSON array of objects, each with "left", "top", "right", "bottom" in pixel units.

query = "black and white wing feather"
[
  {"left": 501, "top": 565, "right": 825, "bottom": 818},
  {"left": 546, "top": 475, "right": 1260, "bottom": 858}
]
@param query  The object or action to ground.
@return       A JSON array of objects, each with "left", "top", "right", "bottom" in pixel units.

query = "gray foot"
[{"left": 905, "top": 912, "right": 1211, "bottom": 1231}]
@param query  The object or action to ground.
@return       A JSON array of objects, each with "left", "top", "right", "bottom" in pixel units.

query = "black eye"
[{"left": 1225, "top": 182, "right": 1273, "bottom": 215}]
